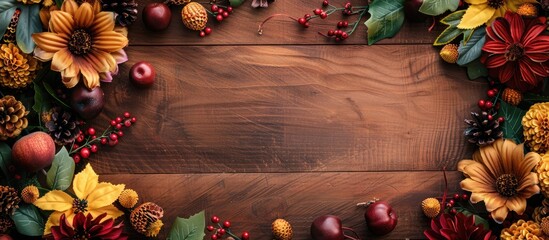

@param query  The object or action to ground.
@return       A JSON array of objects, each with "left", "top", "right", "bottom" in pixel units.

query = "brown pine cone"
[
  {"left": 1, "top": 9, "right": 20, "bottom": 44},
  {"left": 0, "top": 216, "right": 13, "bottom": 233},
  {"left": 464, "top": 111, "right": 503, "bottom": 146},
  {"left": 0, "top": 186, "right": 20, "bottom": 216},
  {"left": 130, "top": 202, "right": 164, "bottom": 237},
  {"left": 0, "top": 96, "right": 29, "bottom": 140},
  {"left": 45, "top": 107, "right": 80, "bottom": 145},
  {"left": 102, "top": 0, "right": 138, "bottom": 27}
]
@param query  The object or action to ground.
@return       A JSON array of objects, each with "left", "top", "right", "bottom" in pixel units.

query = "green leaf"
[
  {"left": 16, "top": 4, "right": 42, "bottom": 54},
  {"left": 167, "top": 211, "right": 206, "bottom": 240},
  {"left": 433, "top": 10, "right": 466, "bottom": 46},
  {"left": 0, "top": 7, "right": 16, "bottom": 41},
  {"left": 55, "top": 0, "right": 63, "bottom": 8},
  {"left": 43, "top": 81, "right": 71, "bottom": 108},
  {"left": 497, "top": 101, "right": 527, "bottom": 143},
  {"left": 47, "top": 147, "right": 75, "bottom": 191},
  {"left": 11, "top": 204, "right": 45, "bottom": 236},
  {"left": 522, "top": 93, "right": 549, "bottom": 105},
  {"left": 419, "top": 0, "right": 459, "bottom": 16},
  {"left": 456, "top": 27, "right": 486, "bottom": 66},
  {"left": 465, "top": 58, "right": 488, "bottom": 80},
  {"left": 228, "top": 0, "right": 245, "bottom": 7},
  {"left": 0, "top": 0, "right": 16, "bottom": 12},
  {"left": 365, "top": 0, "right": 405, "bottom": 45},
  {"left": 32, "top": 82, "right": 46, "bottom": 114},
  {"left": 0, "top": 142, "right": 11, "bottom": 185}
]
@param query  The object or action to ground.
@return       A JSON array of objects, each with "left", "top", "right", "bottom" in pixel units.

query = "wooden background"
[{"left": 89, "top": 0, "right": 485, "bottom": 238}]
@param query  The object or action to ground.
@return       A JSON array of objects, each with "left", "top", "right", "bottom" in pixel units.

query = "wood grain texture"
[
  {"left": 129, "top": 0, "right": 440, "bottom": 45},
  {"left": 90, "top": 44, "right": 484, "bottom": 174},
  {"left": 102, "top": 171, "right": 463, "bottom": 239}
]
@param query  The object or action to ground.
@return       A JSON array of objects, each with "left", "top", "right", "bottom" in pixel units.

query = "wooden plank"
[
  {"left": 102, "top": 171, "right": 463, "bottom": 239},
  {"left": 129, "top": 0, "right": 439, "bottom": 45},
  {"left": 90, "top": 44, "right": 484, "bottom": 174}
]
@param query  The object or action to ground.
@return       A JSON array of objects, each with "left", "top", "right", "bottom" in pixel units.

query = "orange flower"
[
  {"left": 458, "top": 139, "right": 540, "bottom": 223},
  {"left": 32, "top": 0, "right": 128, "bottom": 89}
]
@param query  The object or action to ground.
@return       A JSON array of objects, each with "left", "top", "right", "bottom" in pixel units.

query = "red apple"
[
  {"left": 12, "top": 132, "right": 55, "bottom": 172},
  {"left": 311, "top": 215, "right": 344, "bottom": 240},
  {"left": 130, "top": 61, "right": 156, "bottom": 87},
  {"left": 70, "top": 84, "right": 105, "bottom": 120},
  {"left": 364, "top": 201, "right": 398, "bottom": 235},
  {"left": 0, "top": 235, "right": 13, "bottom": 240},
  {"left": 404, "top": 0, "right": 428, "bottom": 22},
  {"left": 143, "top": 3, "right": 172, "bottom": 31}
]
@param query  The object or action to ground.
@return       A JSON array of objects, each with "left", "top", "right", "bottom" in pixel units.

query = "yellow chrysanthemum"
[
  {"left": 32, "top": 0, "right": 128, "bottom": 89},
  {"left": 523, "top": 103, "right": 549, "bottom": 154},
  {"left": 0, "top": 43, "right": 38, "bottom": 89},
  {"left": 33, "top": 164, "right": 125, "bottom": 235},
  {"left": 501, "top": 219, "right": 545, "bottom": 239},
  {"left": 458, "top": 0, "right": 537, "bottom": 29},
  {"left": 458, "top": 139, "right": 540, "bottom": 223}
]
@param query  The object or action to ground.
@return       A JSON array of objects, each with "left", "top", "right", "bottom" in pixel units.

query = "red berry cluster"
[
  {"left": 69, "top": 112, "right": 137, "bottom": 163},
  {"left": 200, "top": 4, "right": 233, "bottom": 37},
  {"left": 478, "top": 82, "right": 504, "bottom": 123},
  {"left": 207, "top": 215, "right": 249, "bottom": 240},
  {"left": 444, "top": 193, "right": 470, "bottom": 215}
]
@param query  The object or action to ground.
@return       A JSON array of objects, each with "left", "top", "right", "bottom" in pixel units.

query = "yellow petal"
[
  {"left": 516, "top": 152, "right": 540, "bottom": 179},
  {"left": 90, "top": 12, "right": 115, "bottom": 34},
  {"left": 460, "top": 178, "right": 495, "bottom": 193},
  {"left": 61, "top": 0, "right": 78, "bottom": 16},
  {"left": 506, "top": 196, "right": 526, "bottom": 215},
  {"left": 32, "top": 32, "right": 68, "bottom": 52},
  {"left": 479, "top": 143, "right": 504, "bottom": 176},
  {"left": 92, "top": 31, "right": 128, "bottom": 53},
  {"left": 83, "top": 50, "right": 109, "bottom": 73},
  {"left": 73, "top": 163, "right": 99, "bottom": 200},
  {"left": 461, "top": 162, "right": 494, "bottom": 186},
  {"left": 498, "top": 139, "right": 517, "bottom": 173},
  {"left": 92, "top": 0, "right": 101, "bottom": 14},
  {"left": 49, "top": 11, "right": 74, "bottom": 35},
  {"left": 34, "top": 46, "right": 55, "bottom": 61},
  {"left": 62, "top": 75, "right": 80, "bottom": 88},
  {"left": 74, "top": 2, "right": 94, "bottom": 28},
  {"left": 33, "top": 190, "right": 73, "bottom": 212},
  {"left": 465, "top": 0, "right": 487, "bottom": 4},
  {"left": 43, "top": 211, "right": 63, "bottom": 235},
  {"left": 87, "top": 183, "right": 125, "bottom": 209},
  {"left": 79, "top": 62, "right": 100, "bottom": 89},
  {"left": 483, "top": 192, "right": 505, "bottom": 212},
  {"left": 62, "top": 61, "right": 80, "bottom": 78},
  {"left": 457, "top": 159, "right": 476, "bottom": 173},
  {"left": 491, "top": 206, "right": 509, "bottom": 224},
  {"left": 51, "top": 48, "right": 74, "bottom": 72},
  {"left": 88, "top": 204, "right": 124, "bottom": 220},
  {"left": 457, "top": 4, "right": 495, "bottom": 29}
]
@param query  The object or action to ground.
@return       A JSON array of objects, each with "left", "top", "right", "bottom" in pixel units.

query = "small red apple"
[
  {"left": 12, "top": 132, "right": 55, "bottom": 172},
  {"left": 142, "top": 3, "right": 172, "bottom": 31},
  {"left": 130, "top": 61, "right": 156, "bottom": 87},
  {"left": 364, "top": 201, "right": 397, "bottom": 235},
  {"left": 70, "top": 84, "right": 105, "bottom": 120}
]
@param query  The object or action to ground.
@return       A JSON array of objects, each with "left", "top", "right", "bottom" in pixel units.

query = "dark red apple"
[
  {"left": 143, "top": 3, "right": 172, "bottom": 31},
  {"left": 404, "top": 0, "right": 428, "bottom": 22},
  {"left": 70, "top": 84, "right": 105, "bottom": 120},
  {"left": 130, "top": 61, "right": 156, "bottom": 87},
  {"left": 0, "top": 235, "right": 13, "bottom": 240},
  {"left": 12, "top": 132, "right": 55, "bottom": 172},
  {"left": 311, "top": 215, "right": 344, "bottom": 240},
  {"left": 364, "top": 201, "right": 398, "bottom": 235}
]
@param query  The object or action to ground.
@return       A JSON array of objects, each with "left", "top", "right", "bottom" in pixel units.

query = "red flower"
[
  {"left": 424, "top": 212, "right": 495, "bottom": 240},
  {"left": 50, "top": 213, "right": 127, "bottom": 240},
  {"left": 481, "top": 11, "right": 549, "bottom": 92}
]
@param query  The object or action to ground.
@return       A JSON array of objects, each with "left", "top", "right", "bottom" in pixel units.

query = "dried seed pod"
[
  {"left": 421, "top": 198, "right": 440, "bottom": 218},
  {"left": 181, "top": 2, "right": 208, "bottom": 31},
  {"left": 130, "top": 202, "right": 164, "bottom": 237},
  {"left": 272, "top": 218, "right": 293, "bottom": 240}
]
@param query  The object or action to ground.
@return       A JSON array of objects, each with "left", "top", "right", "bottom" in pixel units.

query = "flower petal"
[
  {"left": 483, "top": 54, "right": 507, "bottom": 68},
  {"left": 61, "top": 0, "right": 78, "bottom": 15},
  {"left": 87, "top": 183, "right": 125, "bottom": 209},
  {"left": 62, "top": 75, "right": 80, "bottom": 88},
  {"left": 458, "top": 4, "right": 495, "bottom": 29},
  {"left": 461, "top": 178, "right": 496, "bottom": 193},
  {"left": 88, "top": 204, "right": 124, "bottom": 220},
  {"left": 488, "top": 18, "right": 512, "bottom": 44},
  {"left": 83, "top": 50, "right": 110, "bottom": 73},
  {"left": 92, "top": 31, "right": 128, "bottom": 53},
  {"left": 505, "top": 196, "right": 526, "bottom": 215},
  {"left": 483, "top": 192, "right": 505, "bottom": 212},
  {"left": 506, "top": 11, "right": 525, "bottom": 43},
  {"left": 90, "top": 12, "right": 115, "bottom": 35},
  {"left": 79, "top": 61, "right": 100, "bottom": 89},
  {"left": 43, "top": 211, "right": 63, "bottom": 235},
  {"left": 482, "top": 40, "right": 507, "bottom": 54},
  {"left": 32, "top": 32, "right": 68, "bottom": 52},
  {"left": 479, "top": 143, "right": 504, "bottom": 177},
  {"left": 33, "top": 190, "right": 74, "bottom": 212},
  {"left": 518, "top": 184, "right": 540, "bottom": 198},
  {"left": 74, "top": 2, "right": 95, "bottom": 28},
  {"left": 522, "top": 24, "right": 545, "bottom": 46},
  {"left": 51, "top": 48, "right": 74, "bottom": 72},
  {"left": 73, "top": 163, "right": 99, "bottom": 200},
  {"left": 499, "top": 62, "right": 516, "bottom": 83},
  {"left": 524, "top": 35, "right": 549, "bottom": 53},
  {"left": 517, "top": 173, "right": 538, "bottom": 191},
  {"left": 49, "top": 11, "right": 74, "bottom": 36},
  {"left": 34, "top": 46, "right": 55, "bottom": 61},
  {"left": 111, "top": 48, "right": 128, "bottom": 64},
  {"left": 519, "top": 59, "right": 538, "bottom": 85},
  {"left": 490, "top": 206, "right": 508, "bottom": 224},
  {"left": 522, "top": 58, "right": 549, "bottom": 77},
  {"left": 516, "top": 152, "right": 540, "bottom": 178},
  {"left": 461, "top": 162, "right": 494, "bottom": 186}
]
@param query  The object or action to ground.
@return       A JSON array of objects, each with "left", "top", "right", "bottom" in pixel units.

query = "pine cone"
[
  {"left": 165, "top": 0, "right": 190, "bottom": 5},
  {"left": 0, "top": 96, "right": 28, "bottom": 141},
  {"left": 1, "top": 9, "right": 20, "bottom": 44},
  {"left": 0, "top": 216, "right": 13, "bottom": 233},
  {"left": 0, "top": 186, "right": 20, "bottom": 216},
  {"left": 45, "top": 108, "right": 80, "bottom": 145},
  {"left": 130, "top": 202, "right": 164, "bottom": 237},
  {"left": 464, "top": 111, "right": 503, "bottom": 146},
  {"left": 102, "top": 0, "right": 138, "bottom": 27},
  {"left": 0, "top": 43, "right": 39, "bottom": 89}
]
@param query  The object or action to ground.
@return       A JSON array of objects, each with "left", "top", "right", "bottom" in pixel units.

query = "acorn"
[
  {"left": 272, "top": 218, "right": 292, "bottom": 240},
  {"left": 181, "top": 2, "right": 208, "bottom": 31},
  {"left": 502, "top": 88, "right": 523, "bottom": 106},
  {"left": 421, "top": 198, "right": 440, "bottom": 218},
  {"left": 517, "top": 3, "right": 538, "bottom": 17},
  {"left": 440, "top": 44, "right": 459, "bottom": 64}
]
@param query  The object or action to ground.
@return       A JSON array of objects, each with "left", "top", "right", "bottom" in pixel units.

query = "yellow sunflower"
[
  {"left": 33, "top": 164, "right": 125, "bottom": 235},
  {"left": 32, "top": 0, "right": 128, "bottom": 89},
  {"left": 458, "top": 139, "right": 540, "bottom": 223},
  {"left": 458, "top": 0, "right": 537, "bottom": 29}
]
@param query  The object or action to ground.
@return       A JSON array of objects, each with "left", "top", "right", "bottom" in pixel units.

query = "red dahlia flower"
[
  {"left": 481, "top": 11, "right": 549, "bottom": 92},
  {"left": 50, "top": 212, "right": 127, "bottom": 240},
  {"left": 424, "top": 212, "right": 495, "bottom": 240}
]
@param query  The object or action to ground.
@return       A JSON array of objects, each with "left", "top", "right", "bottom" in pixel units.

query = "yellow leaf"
[
  {"left": 88, "top": 204, "right": 124, "bottom": 220},
  {"left": 33, "top": 190, "right": 73, "bottom": 211},
  {"left": 87, "top": 183, "right": 125, "bottom": 209},
  {"left": 43, "top": 211, "right": 62, "bottom": 235},
  {"left": 73, "top": 163, "right": 99, "bottom": 200},
  {"left": 458, "top": 4, "right": 494, "bottom": 29}
]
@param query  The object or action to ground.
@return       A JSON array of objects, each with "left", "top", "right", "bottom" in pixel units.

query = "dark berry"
[
  {"left": 115, "top": 117, "right": 123, "bottom": 123},
  {"left": 204, "top": 27, "right": 212, "bottom": 35},
  {"left": 80, "top": 148, "right": 91, "bottom": 159},
  {"left": 450, "top": 208, "right": 457, "bottom": 214},
  {"left": 100, "top": 138, "right": 108, "bottom": 145},
  {"left": 211, "top": 216, "right": 220, "bottom": 223},
  {"left": 211, "top": 235, "right": 218, "bottom": 240},
  {"left": 341, "top": 32, "right": 348, "bottom": 39},
  {"left": 110, "top": 133, "right": 118, "bottom": 141},
  {"left": 116, "top": 123, "right": 123, "bottom": 129},
  {"left": 110, "top": 120, "right": 117, "bottom": 126},
  {"left": 478, "top": 99, "right": 485, "bottom": 109},
  {"left": 222, "top": 12, "right": 229, "bottom": 18},
  {"left": 117, "top": 131, "right": 124, "bottom": 137},
  {"left": 322, "top": 0, "right": 329, "bottom": 6},
  {"left": 498, "top": 117, "right": 505, "bottom": 123},
  {"left": 123, "top": 112, "right": 131, "bottom": 118},
  {"left": 327, "top": 30, "right": 335, "bottom": 36},
  {"left": 216, "top": 14, "right": 223, "bottom": 21},
  {"left": 320, "top": 12, "right": 327, "bottom": 19},
  {"left": 207, "top": 225, "right": 215, "bottom": 232},
  {"left": 241, "top": 232, "right": 250, "bottom": 240},
  {"left": 199, "top": 31, "right": 206, "bottom": 37},
  {"left": 218, "top": 228, "right": 226, "bottom": 235},
  {"left": 211, "top": 4, "right": 219, "bottom": 12},
  {"left": 484, "top": 101, "right": 493, "bottom": 109},
  {"left": 124, "top": 120, "right": 132, "bottom": 127},
  {"left": 223, "top": 221, "right": 231, "bottom": 228},
  {"left": 313, "top": 8, "right": 322, "bottom": 15},
  {"left": 462, "top": 194, "right": 469, "bottom": 200},
  {"left": 90, "top": 144, "right": 98, "bottom": 153},
  {"left": 131, "top": 117, "right": 137, "bottom": 123},
  {"left": 227, "top": 6, "right": 233, "bottom": 13},
  {"left": 298, "top": 17, "right": 307, "bottom": 25},
  {"left": 73, "top": 155, "right": 81, "bottom": 164},
  {"left": 87, "top": 127, "right": 96, "bottom": 136},
  {"left": 108, "top": 139, "right": 119, "bottom": 146},
  {"left": 303, "top": 22, "right": 310, "bottom": 28},
  {"left": 217, "top": 8, "right": 224, "bottom": 14},
  {"left": 453, "top": 193, "right": 460, "bottom": 200},
  {"left": 487, "top": 89, "right": 496, "bottom": 98},
  {"left": 304, "top": 13, "right": 311, "bottom": 18}
]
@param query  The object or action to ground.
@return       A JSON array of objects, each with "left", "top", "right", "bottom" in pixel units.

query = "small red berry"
[
  {"left": 199, "top": 31, "right": 206, "bottom": 37},
  {"left": 492, "top": 88, "right": 498, "bottom": 94},
  {"left": 304, "top": 13, "right": 311, "bottom": 18},
  {"left": 123, "top": 112, "right": 131, "bottom": 118},
  {"left": 337, "top": 21, "right": 343, "bottom": 28},
  {"left": 108, "top": 139, "right": 118, "bottom": 146},
  {"left": 303, "top": 22, "right": 310, "bottom": 28},
  {"left": 211, "top": 4, "right": 218, "bottom": 12},
  {"left": 116, "top": 123, "right": 123, "bottom": 129},
  {"left": 115, "top": 117, "right": 123, "bottom": 123},
  {"left": 335, "top": 37, "right": 341, "bottom": 42},
  {"left": 241, "top": 232, "right": 250, "bottom": 240},
  {"left": 450, "top": 208, "right": 457, "bottom": 214},
  {"left": 449, "top": 199, "right": 455, "bottom": 205},
  {"left": 446, "top": 203, "right": 453, "bottom": 208},
  {"left": 110, "top": 120, "right": 117, "bottom": 126},
  {"left": 297, "top": 18, "right": 307, "bottom": 25},
  {"left": 335, "top": 30, "right": 342, "bottom": 36},
  {"left": 487, "top": 114, "right": 493, "bottom": 121},
  {"left": 76, "top": 135, "right": 84, "bottom": 143},
  {"left": 211, "top": 235, "right": 218, "bottom": 240},
  {"left": 341, "top": 32, "right": 348, "bottom": 39},
  {"left": 498, "top": 117, "right": 505, "bottom": 123},
  {"left": 453, "top": 193, "right": 460, "bottom": 200},
  {"left": 322, "top": 0, "right": 329, "bottom": 6},
  {"left": 100, "top": 138, "right": 108, "bottom": 145},
  {"left": 218, "top": 228, "right": 226, "bottom": 235},
  {"left": 217, "top": 8, "right": 224, "bottom": 14},
  {"left": 320, "top": 12, "right": 327, "bottom": 19},
  {"left": 344, "top": 2, "right": 351, "bottom": 8},
  {"left": 118, "top": 131, "right": 124, "bottom": 137},
  {"left": 487, "top": 89, "right": 496, "bottom": 98},
  {"left": 207, "top": 225, "right": 215, "bottom": 232},
  {"left": 87, "top": 127, "right": 96, "bottom": 136},
  {"left": 204, "top": 27, "right": 212, "bottom": 35},
  {"left": 485, "top": 101, "right": 493, "bottom": 109},
  {"left": 211, "top": 216, "right": 220, "bottom": 223},
  {"left": 216, "top": 14, "right": 223, "bottom": 21},
  {"left": 14, "top": 174, "right": 21, "bottom": 180},
  {"left": 327, "top": 30, "right": 335, "bottom": 36},
  {"left": 223, "top": 221, "right": 231, "bottom": 228},
  {"left": 73, "top": 155, "right": 81, "bottom": 164},
  {"left": 342, "top": 21, "right": 348, "bottom": 27},
  {"left": 80, "top": 148, "right": 91, "bottom": 159},
  {"left": 90, "top": 144, "right": 98, "bottom": 153},
  {"left": 478, "top": 99, "right": 486, "bottom": 109},
  {"left": 313, "top": 8, "right": 322, "bottom": 15},
  {"left": 222, "top": 11, "right": 229, "bottom": 18},
  {"left": 124, "top": 120, "right": 132, "bottom": 127},
  {"left": 131, "top": 117, "right": 137, "bottom": 123},
  {"left": 462, "top": 193, "right": 469, "bottom": 200},
  {"left": 110, "top": 133, "right": 118, "bottom": 141},
  {"left": 227, "top": 6, "right": 233, "bottom": 12}
]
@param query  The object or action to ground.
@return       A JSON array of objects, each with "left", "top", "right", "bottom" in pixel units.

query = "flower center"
[
  {"left": 487, "top": 0, "right": 504, "bottom": 9},
  {"left": 72, "top": 198, "right": 88, "bottom": 213},
  {"left": 68, "top": 29, "right": 92, "bottom": 55},
  {"left": 496, "top": 174, "right": 519, "bottom": 197},
  {"left": 505, "top": 43, "right": 524, "bottom": 62}
]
